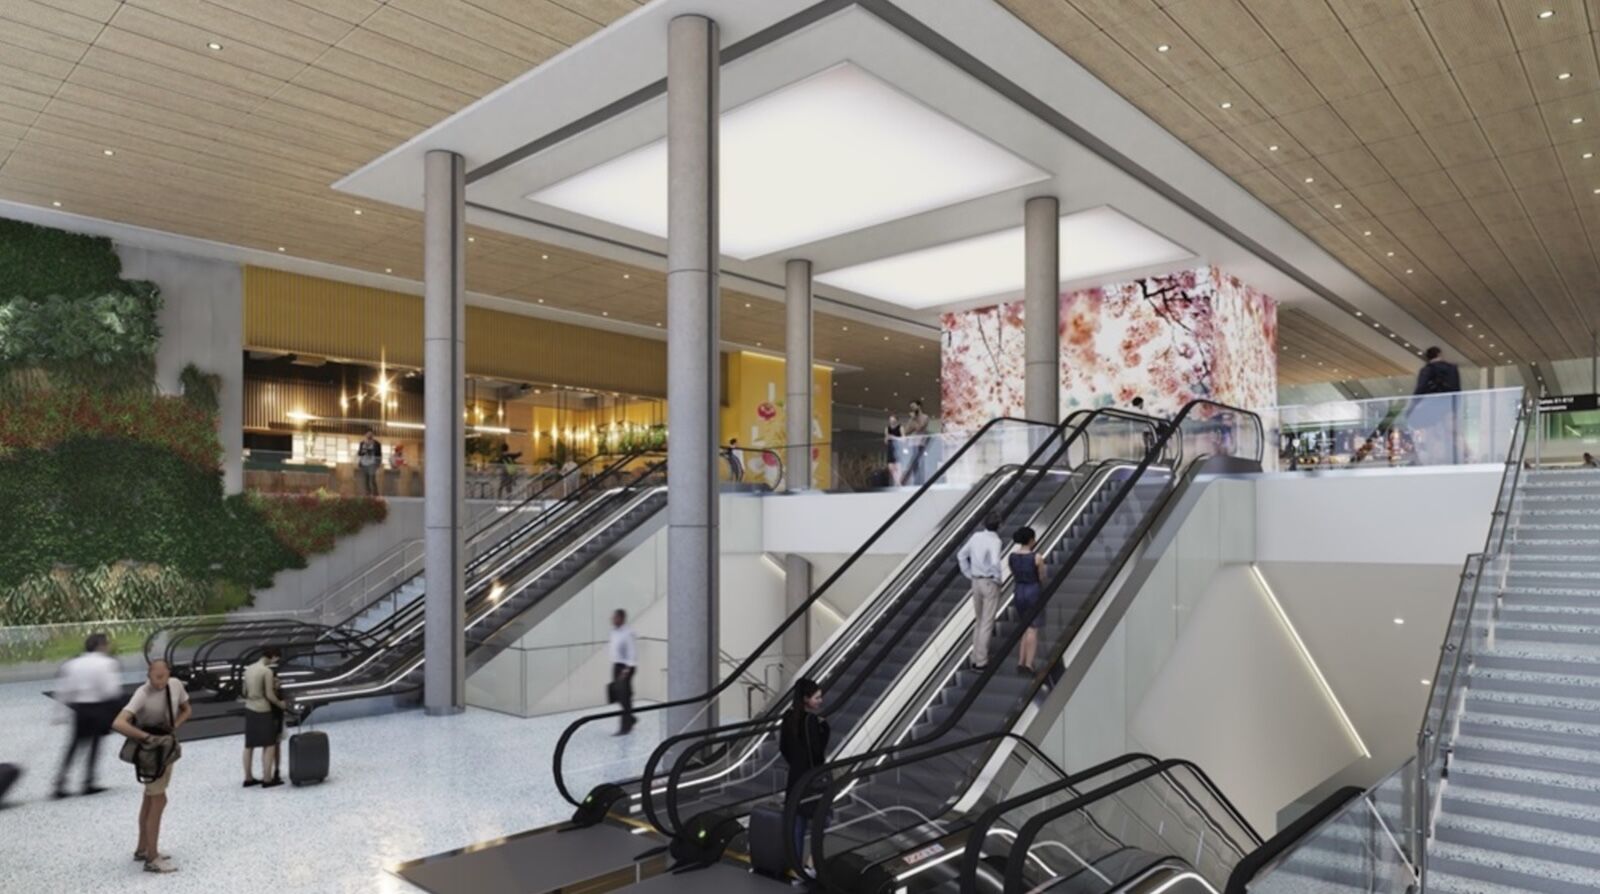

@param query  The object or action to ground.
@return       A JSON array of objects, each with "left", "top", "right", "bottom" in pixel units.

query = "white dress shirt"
[
  {"left": 56, "top": 651, "right": 123, "bottom": 705},
  {"left": 609, "top": 625, "right": 638, "bottom": 667},
  {"left": 958, "top": 529, "right": 1004, "bottom": 581}
]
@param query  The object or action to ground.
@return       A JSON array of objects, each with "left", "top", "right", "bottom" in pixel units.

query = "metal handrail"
[{"left": 1411, "top": 394, "right": 1531, "bottom": 887}]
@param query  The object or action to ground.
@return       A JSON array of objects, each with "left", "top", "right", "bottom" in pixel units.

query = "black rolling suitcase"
[
  {"left": 747, "top": 804, "right": 790, "bottom": 880},
  {"left": 289, "top": 731, "right": 328, "bottom": 785},
  {"left": 0, "top": 763, "right": 19, "bottom": 805}
]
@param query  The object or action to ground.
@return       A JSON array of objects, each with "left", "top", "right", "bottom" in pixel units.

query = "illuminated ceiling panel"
[
  {"left": 528, "top": 62, "right": 1048, "bottom": 259},
  {"left": 816, "top": 206, "right": 1192, "bottom": 309}
]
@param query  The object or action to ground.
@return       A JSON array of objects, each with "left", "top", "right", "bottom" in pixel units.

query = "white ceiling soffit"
[
  {"left": 335, "top": 0, "right": 1436, "bottom": 367},
  {"left": 529, "top": 62, "right": 1048, "bottom": 260},
  {"left": 817, "top": 206, "right": 1191, "bottom": 309}
]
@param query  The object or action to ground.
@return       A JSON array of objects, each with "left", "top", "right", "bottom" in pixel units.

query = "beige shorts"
[{"left": 144, "top": 763, "right": 174, "bottom": 796}]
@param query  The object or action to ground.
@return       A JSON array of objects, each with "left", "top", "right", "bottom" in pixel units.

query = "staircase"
[{"left": 1426, "top": 468, "right": 1600, "bottom": 893}]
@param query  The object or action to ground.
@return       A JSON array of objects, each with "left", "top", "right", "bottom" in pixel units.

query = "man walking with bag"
[
  {"left": 112, "top": 660, "right": 190, "bottom": 874},
  {"left": 53, "top": 632, "right": 122, "bottom": 799},
  {"left": 609, "top": 609, "right": 637, "bottom": 735},
  {"left": 957, "top": 513, "right": 1005, "bottom": 671}
]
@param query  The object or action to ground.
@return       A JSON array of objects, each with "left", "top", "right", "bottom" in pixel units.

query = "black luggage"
[
  {"left": 0, "top": 763, "right": 19, "bottom": 805},
  {"left": 289, "top": 731, "right": 328, "bottom": 785},
  {"left": 747, "top": 804, "right": 790, "bottom": 879}
]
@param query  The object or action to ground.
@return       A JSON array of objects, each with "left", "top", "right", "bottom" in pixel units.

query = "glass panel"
[
  {"left": 1247, "top": 764, "right": 1415, "bottom": 894},
  {"left": 1264, "top": 387, "right": 1521, "bottom": 471}
]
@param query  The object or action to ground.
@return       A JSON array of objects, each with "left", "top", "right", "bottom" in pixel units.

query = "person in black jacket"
[
  {"left": 1409, "top": 347, "right": 1462, "bottom": 464},
  {"left": 779, "top": 678, "right": 829, "bottom": 877}
]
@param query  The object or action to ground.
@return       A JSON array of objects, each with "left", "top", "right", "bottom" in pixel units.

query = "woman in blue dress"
[{"left": 1009, "top": 527, "right": 1046, "bottom": 674}]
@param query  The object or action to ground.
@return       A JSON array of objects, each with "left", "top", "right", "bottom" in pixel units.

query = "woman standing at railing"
[{"left": 884, "top": 414, "right": 903, "bottom": 484}]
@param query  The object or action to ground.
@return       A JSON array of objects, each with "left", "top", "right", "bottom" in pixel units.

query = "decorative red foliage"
[
  {"left": 246, "top": 492, "right": 389, "bottom": 559},
  {"left": 0, "top": 389, "right": 221, "bottom": 470}
]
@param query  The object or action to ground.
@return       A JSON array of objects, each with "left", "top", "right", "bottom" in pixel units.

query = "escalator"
[
  {"left": 705, "top": 401, "right": 1260, "bottom": 894},
  {"left": 144, "top": 451, "right": 664, "bottom": 721},
  {"left": 654, "top": 403, "right": 1256, "bottom": 873},
  {"left": 275, "top": 456, "right": 668, "bottom": 712}
]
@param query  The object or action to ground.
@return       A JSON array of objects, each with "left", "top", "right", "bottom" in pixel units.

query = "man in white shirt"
[
  {"left": 112, "top": 660, "right": 191, "bottom": 874},
  {"left": 957, "top": 513, "right": 1005, "bottom": 671},
  {"left": 609, "top": 609, "right": 637, "bottom": 735},
  {"left": 53, "top": 632, "right": 123, "bottom": 798}
]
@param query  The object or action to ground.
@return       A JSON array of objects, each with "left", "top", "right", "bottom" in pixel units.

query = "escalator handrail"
[
  {"left": 464, "top": 450, "right": 654, "bottom": 547},
  {"left": 651, "top": 452, "right": 1138, "bottom": 835},
  {"left": 1222, "top": 786, "right": 1362, "bottom": 894},
  {"left": 776, "top": 400, "right": 1257, "bottom": 862},
  {"left": 789, "top": 729, "right": 1156, "bottom": 883},
  {"left": 146, "top": 451, "right": 661, "bottom": 674},
  {"left": 645, "top": 410, "right": 1170, "bottom": 831},
  {"left": 1003, "top": 758, "right": 1259, "bottom": 893},
  {"left": 286, "top": 462, "right": 670, "bottom": 706},
  {"left": 552, "top": 414, "right": 1086, "bottom": 806}
]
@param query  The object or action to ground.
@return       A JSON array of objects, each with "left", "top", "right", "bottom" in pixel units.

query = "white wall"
[
  {"left": 1255, "top": 466, "right": 1500, "bottom": 565},
  {"left": 115, "top": 245, "right": 244, "bottom": 493},
  {"left": 762, "top": 487, "right": 967, "bottom": 555}
]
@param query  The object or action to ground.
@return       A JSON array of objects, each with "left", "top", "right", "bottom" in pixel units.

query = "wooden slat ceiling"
[
  {"left": 1003, "top": 0, "right": 1600, "bottom": 379},
  {"left": 0, "top": 0, "right": 936, "bottom": 414}
]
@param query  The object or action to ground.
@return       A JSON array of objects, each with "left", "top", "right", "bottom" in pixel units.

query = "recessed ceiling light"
[
  {"left": 1466, "top": 323, "right": 1474, "bottom": 328},
  {"left": 102, "top": 149, "right": 114, "bottom": 156},
  {"left": 51, "top": 201, "right": 61, "bottom": 207},
  {"left": 1386, "top": 251, "right": 1395, "bottom": 257},
  {"left": 744, "top": 302, "right": 751, "bottom": 308},
  {"left": 1355, "top": 311, "right": 1363, "bottom": 317},
  {"left": 1268, "top": 145, "right": 1279, "bottom": 152},
  {"left": 1333, "top": 203, "right": 1343, "bottom": 209},
  {"left": 1586, "top": 153, "right": 1596, "bottom": 160},
  {"left": 1389, "top": 333, "right": 1397, "bottom": 338},
  {"left": 1157, "top": 44, "right": 1170, "bottom": 52},
  {"left": 656, "top": 322, "right": 663, "bottom": 327},
  {"left": 529, "top": 63, "right": 1048, "bottom": 259},
  {"left": 1454, "top": 312, "right": 1461, "bottom": 317},
  {"left": 1363, "top": 230, "right": 1373, "bottom": 237},
  {"left": 1304, "top": 176, "right": 1315, "bottom": 183},
  {"left": 1421, "top": 679, "right": 1431, "bottom": 686},
  {"left": 622, "top": 273, "right": 630, "bottom": 279},
  {"left": 601, "top": 311, "right": 609, "bottom": 316},
  {"left": 541, "top": 254, "right": 549, "bottom": 260},
  {"left": 353, "top": 208, "right": 362, "bottom": 215},
  {"left": 755, "top": 341, "right": 762, "bottom": 346},
  {"left": 1574, "top": 117, "right": 1585, "bottom": 124},
  {"left": 1539, "top": 10, "right": 1555, "bottom": 19},
  {"left": 207, "top": 41, "right": 223, "bottom": 50},
  {"left": 1374, "top": 322, "right": 1381, "bottom": 328},
  {"left": 834, "top": 357, "right": 841, "bottom": 362},
  {"left": 882, "top": 335, "right": 890, "bottom": 341},
  {"left": 816, "top": 207, "right": 1190, "bottom": 308},
  {"left": 1559, "top": 72, "right": 1573, "bottom": 80},
  {"left": 384, "top": 267, "right": 392, "bottom": 273},
  {"left": 276, "top": 246, "right": 285, "bottom": 252},
  {"left": 538, "top": 299, "right": 546, "bottom": 304},
  {"left": 1220, "top": 101, "right": 1233, "bottom": 109},
  {"left": 1406, "top": 268, "right": 1414, "bottom": 274},
  {"left": 842, "top": 325, "right": 849, "bottom": 331}
]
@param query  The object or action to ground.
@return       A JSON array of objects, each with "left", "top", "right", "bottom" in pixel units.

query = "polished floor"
[{"left": 0, "top": 677, "right": 657, "bottom": 893}]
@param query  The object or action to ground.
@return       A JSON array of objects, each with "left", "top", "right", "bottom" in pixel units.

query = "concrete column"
[
  {"left": 422, "top": 149, "right": 466, "bottom": 716},
  {"left": 1024, "top": 196, "right": 1060, "bottom": 424},
  {"left": 785, "top": 259, "right": 813, "bottom": 492},
  {"left": 666, "top": 14, "right": 720, "bottom": 731},
  {"left": 782, "top": 553, "right": 812, "bottom": 682}
]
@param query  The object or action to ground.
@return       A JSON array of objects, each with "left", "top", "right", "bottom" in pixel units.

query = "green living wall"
[{"left": 0, "top": 220, "right": 384, "bottom": 633}]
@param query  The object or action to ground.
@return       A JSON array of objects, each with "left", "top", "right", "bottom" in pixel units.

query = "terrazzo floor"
[{"left": 0, "top": 677, "right": 659, "bottom": 893}]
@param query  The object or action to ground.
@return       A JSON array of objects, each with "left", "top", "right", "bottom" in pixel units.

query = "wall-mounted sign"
[{"left": 1539, "top": 394, "right": 1600, "bottom": 413}]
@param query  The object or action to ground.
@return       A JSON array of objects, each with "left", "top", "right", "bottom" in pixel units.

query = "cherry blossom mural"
[{"left": 940, "top": 266, "right": 1277, "bottom": 432}]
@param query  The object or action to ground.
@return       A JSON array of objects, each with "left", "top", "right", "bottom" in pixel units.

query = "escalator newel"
[
  {"left": 569, "top": 782, "right": 626, "bottom": 828},
  {"left": 668, "top": 809, "right": 744, "bottom": 869}
]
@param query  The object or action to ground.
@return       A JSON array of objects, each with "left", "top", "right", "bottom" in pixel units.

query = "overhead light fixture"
[
  {"left": 1574, "top": 117, "right": 1585, "bottom": 124},
  {"left": 1440, "top": 300, "right": 1448, "bottom": 305},
  {"left": 1304, "top": 176, "right": 1315, "bottom": 183},
  {"left": 384, "top": 267, "right": 392, "bottom": 273},
  {"left": 1157, "top": 44, "right": 1170, "bottom": 52},
  {"left": 529, "top": 63, "right": 1048, "bottom": 259},
  {"left": 1559, "top": 72, "right": 1573, "bottom": 80},
  {"left": 1539, "top": 9, "right": 1555, "bottom": 18},
  {"left": 1374, "top": 322, "right": 1381, "bottom": 328},
  {"left": 815, "top": 207, "right": 1190, "bottom": 309},
  {"left": 207, "top": 41, "right": 223, "bottom": 50},
  {"left": 102, "top": 149, "right": 114, "bottom": 156},
  {"left": 276, "top": 246, "right": 285, "bottom": 252},
  {"left": 622, "top": 273, "right": 630, "bottom": 279},
  {"left": 1363, "top": 230, "right": 1372, "bottom": 236},
  {"left": 541, "top": 253, "right": 549, "bottom": 260},
  {"left": 353, "top": 208, "right": 362, "bottom": 215},
  {"left": 51, "top": 201, "right": 61, "bottom": 207},
  {"left": 1333, "top": 203, "right": 1343, "bottom": 209},
  {"left": 601, "top": 311, "right": 609, "bottom": 316},
  {"left": 1220, "top": 101, "right": 1233, "bottom": 109},
  {"left": 1355, "top": 311, "right": 1363, "bottom": 317},
  {"left": 1268, "top": 145, "right": 1279, "bottom": 152},
  {"left": 1386, "top": 251, "right": 1395, "bottom": 257},
  {"left": 1406, "top": 268, "right": 1414, "bottom": 274}
]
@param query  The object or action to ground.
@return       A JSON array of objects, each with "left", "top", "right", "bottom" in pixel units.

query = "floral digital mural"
[{"left": 940, "top": 266, "right": 1277, "bottom": 432}]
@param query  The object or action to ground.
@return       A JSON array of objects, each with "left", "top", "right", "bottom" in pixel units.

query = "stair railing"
[{"left": 1410, "top": 394, "right": 1532, "bottom": 890}]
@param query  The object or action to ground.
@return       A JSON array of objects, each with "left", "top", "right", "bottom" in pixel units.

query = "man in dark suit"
[{"left": 1410, "top": 347, "right": 1461, "bottom": 464}]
